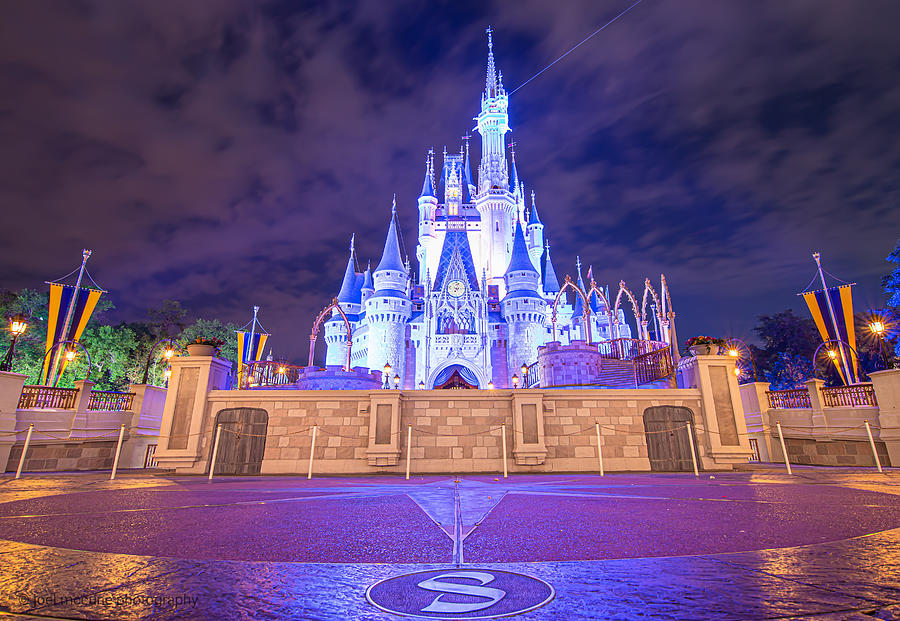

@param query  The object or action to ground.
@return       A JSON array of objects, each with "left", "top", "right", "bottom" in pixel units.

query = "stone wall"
[
  {"left": 783, "top": 437, "right": 891, "bottom": 467},
  {"left": 6, "top": 440, "right": 117, "bottom": 472},
  {"left": 538, "top": 341, "right": 603, "bottom": 387}
]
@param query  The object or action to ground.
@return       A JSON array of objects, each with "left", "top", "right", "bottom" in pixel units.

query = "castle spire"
[
  {"left": 336, "top": 234, "right": 358, "bottom": 303},
  {"left": 419, "top": 149, "right": 435, "bottom": 198},
  {"left": 504, "top": 220, "right": 538, "bottom": 277},
  {"left": 509, "top": 142, "right": 519, "bottom": 193},
  {"left": 485, "top": 26, "right": 497, "bottom": 99},
  {"left": 375, "top": 196, "right": 406, "bottom": 274},
  {"left": 543, "top": 240, "right": 560, "bottom": 293},
  {"left": 528, "top": 190, "right": 542, "bottom": 225}
]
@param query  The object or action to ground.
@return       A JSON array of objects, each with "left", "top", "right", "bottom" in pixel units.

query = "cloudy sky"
[{"left": 1, "top": 0, "right": 898, "bottom": 359}]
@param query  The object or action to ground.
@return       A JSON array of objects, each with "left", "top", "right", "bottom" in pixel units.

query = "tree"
[
  {"left": 882, "top": 238, "right": 900, "bottom": 359},
  {"left": 751, "top": 310, "right": 821, "bottom": 390},
  {"left": 180, "top": 318, "right": 239, "bottom": 366}
]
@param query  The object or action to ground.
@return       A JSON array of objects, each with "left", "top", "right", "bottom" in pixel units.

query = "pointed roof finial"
[
  {"left": 350, "top": 233, "right": 355, "bottom": 254},
  {"left": 576, "top": 256, "right": 582, "bottom": 273},
  {"left": 528, "top": 190, "right": 542, "bottom": 225},
  {"left": 485, "top": 26, "right": 497, "bottom": 98},
  {"left": 391, "top": 193, "right": 396, "bottom": 216}
]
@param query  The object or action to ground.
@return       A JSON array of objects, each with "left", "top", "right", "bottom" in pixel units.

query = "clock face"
[{"left": 447, "top": 280, "right": 466, "bottom": 297}]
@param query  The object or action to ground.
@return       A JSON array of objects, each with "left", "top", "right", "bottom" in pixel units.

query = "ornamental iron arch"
[
  {"left": 308, "top": 297, "right": 353, "bottom": 370},
  {"left": 550, "top": 275, "right": 592, "bottom": 343},
  {"left": 613, "top": 280, "right": 642, "bottom": 340},
  {"left": 641, "top": 278, "right": 667, "bottom": 342},
  {"left": 585, "top": 278, "right": 615, "bottom": 338}
]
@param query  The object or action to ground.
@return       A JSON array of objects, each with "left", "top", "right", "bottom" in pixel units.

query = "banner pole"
[
  {"left": 208, "top": 424, "right": 222, "bottom": 482},
  {"left": 110, "top": 424, "right": 126, "bottom": 480},
  {"left": 15, "top": 424, "right": 34, "bottom": 479},
  {"left": 501, "top": 423, "right": 508, "bottom": 479},
  {"left": 49, "top": 249, "right": 92, "bottom": 387},
  {"left": 864, "top": 420, "right": 883, "bottom": 473},
  {"left": 595, "top": 421, "right": 604, "bottom": 476},
  {"left": 405, "top": 424, "right": 412, "bottom": 480},
  {"left": 307, "top": 424, "right": 317, "bottom": 480},
  {"left": 776, "top": 421, "right": 792, "bottom": 475},
  {"left": 812, "top": 252, "right": 853, "bottom": 384}
]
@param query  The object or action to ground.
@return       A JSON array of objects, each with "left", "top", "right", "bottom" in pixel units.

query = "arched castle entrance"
[{"left": 427, "top": 361, "right": 485, "bottom": 389}]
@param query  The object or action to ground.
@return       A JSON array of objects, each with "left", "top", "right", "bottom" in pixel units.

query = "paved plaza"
[{"left": 0, "top": 467, "right": 897, "bottom": 619}]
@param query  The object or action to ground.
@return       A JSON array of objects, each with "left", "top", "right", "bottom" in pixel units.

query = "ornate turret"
[
  {"left": 476, "top": 27, "right": 510, "bottom": 194},
  {"left": 374, "top": 196, "right": 409, "bottom": 293},
  {"left": 526, "top": 190, "right": 544, "bottom": 266},
  {"left": 502, "top": 221, "right": 545, "bottom": 381},
  {"left": 543, "top": 240, "right": 561, "bottom": 294}
]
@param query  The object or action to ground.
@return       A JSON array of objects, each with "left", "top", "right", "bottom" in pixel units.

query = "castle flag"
[
  {"left": 801, "top": 284, "right": 858, "bottom": 384},
  {"left": 41, "top": 283, "right": 103, "bottom": 384},
  {"left": 236, "top": 306, "right": 269, "bottom": 382}
]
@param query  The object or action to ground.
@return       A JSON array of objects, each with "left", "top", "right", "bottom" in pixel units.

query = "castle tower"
[
  {"left": 366, "top": 197, "right": 412, "bottom": 381},
  {"left": 526, "top": 190, "right": 544, "bottom": 267},
  {"left": 416, "top": 150, "right": 439, "bottom": 283},
  {"left": 474, "top": 27, "right": 517, "bottom": 291},
  {"left": 501, "top": 221, "right": 546, "bottom": 382},
  {"left": 325, "top": 235, "right": 360, "bottom": 367}
]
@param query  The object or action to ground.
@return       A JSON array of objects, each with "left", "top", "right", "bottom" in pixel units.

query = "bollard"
[
  {"left": 686, "top": 422, "right": 699, "bottom": 477},
  {"left": 110, "top": 424, "right": 126, "bottom": 481},
  {"left": 595, "top": 421, "right": 604, "bottom": 477},
  {"left": 307, "top": 424, "right": 318, "bottom": 480},
  {"left": 864, "top": 420, "right": 883, "bottom": 474},
  {"left": 776, "top": 421, "right": 792, "bottom": 475},
  {"left": 208, "top": 424, "right": 222, "bottom": 482},
  {"left": 14, "top": 424, "right": 34, "bottom": 480},
  {"left": 405, "top": 424, "right": 412, "bottom": 480},
  {"left": 501, "top": 423, "right": 508, "bottom": 479}
]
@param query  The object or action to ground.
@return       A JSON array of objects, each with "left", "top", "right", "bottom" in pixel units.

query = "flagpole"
[
  {"left": 812, "top": 252, "right": 853, "bottom": 385},
  {"left": 49, "top": 249, "right": 91, "bottom": 387},
  {"left": 247, "top": 305, "right": 259, "bottom": 377}
]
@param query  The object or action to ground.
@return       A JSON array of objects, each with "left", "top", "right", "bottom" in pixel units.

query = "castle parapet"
[{"left": 537, "top": 340, "right": 604, "bottom": 388}]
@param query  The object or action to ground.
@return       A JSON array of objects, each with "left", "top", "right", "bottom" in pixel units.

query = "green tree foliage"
[
  {"left": 882, "top": 238, "right": 900, "bottom": 359},
  {"left": 180, "top": 318, "right": 239, "bottom": 365},
  {"left": 751, "top": 310, "right": 820, "bottom": 390}
]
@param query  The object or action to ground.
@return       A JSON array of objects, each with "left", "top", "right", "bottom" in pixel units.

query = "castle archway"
[{"left": 426, "top": 360, "right": 486, "bottom": 389}]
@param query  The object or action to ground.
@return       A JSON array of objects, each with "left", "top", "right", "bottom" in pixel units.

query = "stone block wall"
[
  {"left": 6, "top": 440, "right": 117, "bottom": 472},
  {"left": 538, "top": 341, "right": 604, "bottom": 387},
  {"left": 782, "top": 437, "right": 891, "bottom": 467}
]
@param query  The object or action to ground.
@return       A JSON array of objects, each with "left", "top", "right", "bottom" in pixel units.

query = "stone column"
[
  {"left": 154, "top": 355, "right": 232, "bottom": 472},
  {"left": 869, "top": 369, "right": 900, "bottom": 466},
  {"left": 739, "top": 381, "right": 773, "bottom": 462},
  {"left": 682, "top": 355, "right": 754, "bottom": 468},
  {"left": 120, "top": 384, "right": 168, "bottom": 469},
  {"left": 804, "top": 378, "right": 828, "bottom": 436},
  {"left": 0, "top": 371, "right": 26, "bottom": 472},
  {"left": 511, "top": 391, "right": 547, "bottom": 465},
  {"left": 72, "top": 379, "right": 95, "bottom": 413}
]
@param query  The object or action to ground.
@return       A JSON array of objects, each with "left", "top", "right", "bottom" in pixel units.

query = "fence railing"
[
  {"left": 635, "top": 346, "right": 674, "bottom": 385},
  {"left": 524, "top": 362, "right": 541, "bottom": 388},
  {"left": 243, "top": 361, "right": 304, "bottom": 389},
  {"left": 597, "top": 338, "right": 669, "bottom": 361},
  {"left": 18, "top": 385, "right": 79, "bottom": 410},
  {"left": 822, "top": 384, "right": 877, "bottom": 407},
  {"left": 87, "top": 390, "right": 135, "bottom": 412},
  {"left": 767, "top": 389, "right": 812, "bottom": 409}
]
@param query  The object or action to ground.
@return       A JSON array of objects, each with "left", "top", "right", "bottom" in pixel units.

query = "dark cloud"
[{"left": 1, "top": 0, "right": 898, "bottom": 359}]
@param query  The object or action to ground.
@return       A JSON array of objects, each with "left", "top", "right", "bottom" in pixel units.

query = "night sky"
[{"left": 2, "top": 1, "right": 899, "bottom": 360}]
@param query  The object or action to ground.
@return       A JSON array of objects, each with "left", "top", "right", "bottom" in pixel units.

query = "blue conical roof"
[
  {"left": 528, "top": 192, "right": 542, "bottom": 225},
  {"left": 419, "top": 167, "right": 435, "bottom": 199},
  {"left": 376, "top": 200, "right": 406, "bottom": 274},
  {"left": 505, "top": 221, "right": 538, "bottom": 276},
  {"left": 336, "top": 241, "right": 357, "bottom": 303},
  {"left": 362, "top": 263, "right": 373, "bottom": 290},
  {"left": 543, "top": 245, "right": 560, "bottom": 293}
]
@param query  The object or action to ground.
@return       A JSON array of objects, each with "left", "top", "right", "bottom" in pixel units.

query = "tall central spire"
[{"left": 485, "top": 26, "right": 498, "bottom": 98}]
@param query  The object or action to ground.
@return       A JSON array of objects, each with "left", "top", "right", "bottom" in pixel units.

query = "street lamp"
[
  {"left": 393, "top": 374, "right": 400, "bottom": 389},
  {"left": 511, "top": 374, "right": 519, "bottom": 388},
  {"left": 418, "top": 380, "right": 425, "bottom": 390},
  {"left": 142, "top": 338, "right": 179, "bottom": 385},
  {"left": 65, "top": 349, "right": 76, "bottom": 362},
  {"left": 487, "top": 381, "right": 494, "bottom": 390},
  {"left": 520, "top": 364, "right": 528, "bottom": 388},
  {"left": 382, "top": 363, "right": 391, "bottom": 389},
  {"left": 869, "top": 319, "right": 891, "bottom": 369},
  {"left": 725, "top": 337, "right": 757, "bottom": 382},
  {"left": 1, "top": 314, "right": 29, "bottom": 372}
]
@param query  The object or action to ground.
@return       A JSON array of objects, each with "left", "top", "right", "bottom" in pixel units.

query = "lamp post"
[
  {"left": 382, "top": 363, "right": 391, "bottom": 389},
  {"left": 511, "top": 374, "right": 519, "bottom": 389},
  {"left": 1, "top": 314, "right": 29, "bottom": 372},
  {"left": 869, "top": 320, "right": 891, "bottom": 369},
  {"left": 141, "top": 338, "right": 178, "bottom": 385},
  {"left": 520, "top": 364, "right": 528, "bottom": 388},
  {"left": 725, "top": 337, "right": 757, "bottom": 382},
  {"left": 393, "top": 374, "right": 400, "bottom": 389}
]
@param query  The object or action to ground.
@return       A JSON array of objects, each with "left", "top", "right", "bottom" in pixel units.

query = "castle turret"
[
  {"left": 416, "top": 150, "right": 439, "bottom": 283},
  {"left": 542, "top": 240, "right": 560, "bottom": 295},
  {"left": 501, "top": 222, "right": 545, "bottom": 382},
  {"left": 366, "top": 197, "right": 412, "bottom": 382},
  {"left": 526, "top": 190, "right": 544, "bottom": 267}
]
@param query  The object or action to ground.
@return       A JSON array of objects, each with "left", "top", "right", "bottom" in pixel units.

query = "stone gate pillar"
[
  {"left": 154, "top": 354, "right": 231, "bottom": 472},
  {"left": 679, "top": 355, "right": 754, "bottom": 468},
  {"left": 0, "top": 371, "right": 26, "bottom": 472},
  {"left": 869, "top": 369, "right": 900, "bottom": 465}
]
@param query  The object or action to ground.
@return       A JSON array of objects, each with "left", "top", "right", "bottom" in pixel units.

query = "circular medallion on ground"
[{"left": 366, "top": 568, "right": 554, "bottom": 619}]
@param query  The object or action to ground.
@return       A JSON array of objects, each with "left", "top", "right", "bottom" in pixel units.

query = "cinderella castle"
[{"left": 323, "top": 30, "right": 631, "bottom": 389}]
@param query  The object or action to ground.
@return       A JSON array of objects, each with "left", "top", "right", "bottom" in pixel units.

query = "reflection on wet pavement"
[{"left": 0, "top": 469, "right": 897, "bottom": 619}]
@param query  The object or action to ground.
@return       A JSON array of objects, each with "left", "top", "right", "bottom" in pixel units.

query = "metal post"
[
  {"left": 49, "top": 249, "right": 91, "bottom": 387},
  {"left": 686, "top": 422, "right": 699, "bottom": 477},
  {"left": 405, "top": 424, "right": 412, "bottom": 480},
  {"left": 110, "top": 424, "right": 126, "bottom": 480},
  {"left": 208, "top": 424, "right": 222, "bottom": 482},
  {"left": 776, "top": 421, "right": 792, "bottom": 475},
  {"left": 812, "top": 252, "right": 854, "bottom": 385},
  {"left": 307, "top": 424, "right": 318, "bottom": 480},
  {"left": 15, "top": 424, "right": 34, "bottom": 479},
  {"left": 501, "top": 423, "right": 508, "bottom": 479},
  {"left": 595, "top": 421, "right": 604, "bottom": 476},
  {"left": 864, "top": 420, "right": 883, "bottom": 474}
]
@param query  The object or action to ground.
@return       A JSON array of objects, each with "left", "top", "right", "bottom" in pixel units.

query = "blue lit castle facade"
[{"left": 324, "top": 32, "right": 630, "bottom": 389}]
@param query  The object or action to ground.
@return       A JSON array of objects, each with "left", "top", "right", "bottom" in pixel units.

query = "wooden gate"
[
  {"left": 643, "top": 406, "right": 697, "bottom": 472},
  {"left": 210, "top": 408, "right": 268, "bottom": 475}
]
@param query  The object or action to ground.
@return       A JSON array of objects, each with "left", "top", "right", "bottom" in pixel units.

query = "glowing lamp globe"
[
  {"left": 393, "top": 374, "right": 400, "bottom": 388},
  {"left": 65, "top": 349, "right": 76, "bottom": 362},
  {"left": 869, "top": 321, "right": 885, "bottom": 336},
  {"left": 827, "top": 350, "right": 837, "bottom": 360},
  {"left": 9, "top": 314, "right": 28, "bottom": 337},
  {"left": 728, "top": 349, "right": 738, "bottom": 357}
]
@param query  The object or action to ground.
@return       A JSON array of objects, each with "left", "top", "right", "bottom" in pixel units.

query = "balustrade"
[
  {"left": 17, "top": 385, "right": 79, "bottom": 410},
  {"left": 821, "top": 384, "right": 877, "bottom": 407},
  {"left": 87, "top": 390, "right": 135, "bottom": 411},
  {"left": 766, "top": 389, "right": 812, "bottom": 409}
]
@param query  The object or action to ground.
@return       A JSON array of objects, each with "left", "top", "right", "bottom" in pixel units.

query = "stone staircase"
[{"left": 594, "top": 359, "right": 638, "bottom": 388}]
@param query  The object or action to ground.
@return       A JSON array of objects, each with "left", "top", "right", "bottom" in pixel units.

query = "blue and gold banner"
[
  {"left": 42, "top": 283, "right": 103, "bottom": 384},
  {"left": 802, "top": 285, "right": 857, "bottom": 384},
  {"left": 237, "top": 331, "right": 269, "bottom": 381}
]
